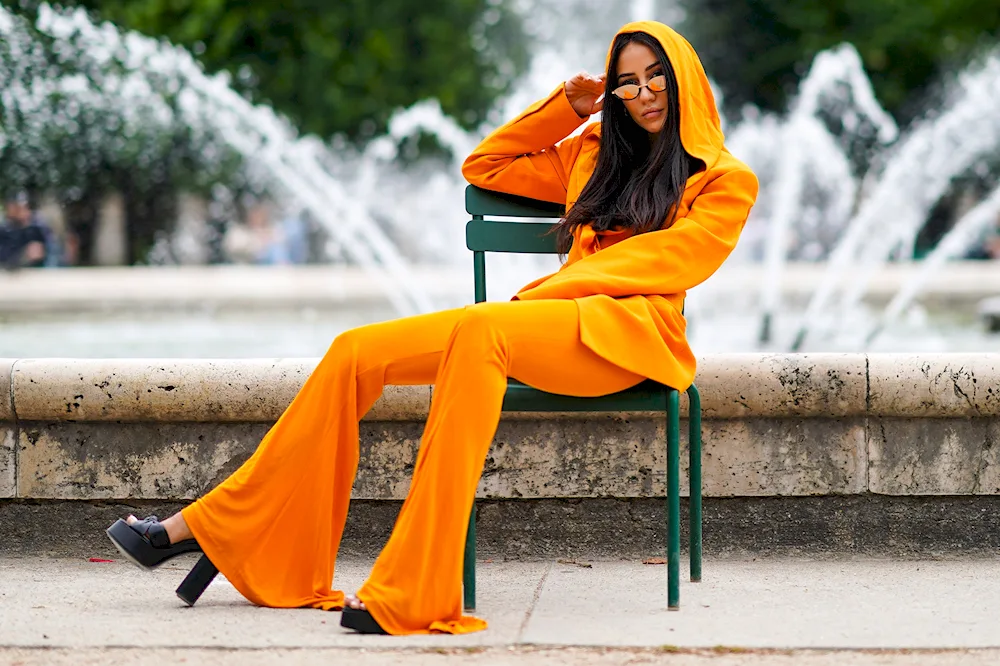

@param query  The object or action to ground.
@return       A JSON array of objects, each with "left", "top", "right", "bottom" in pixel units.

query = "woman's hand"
[{"left": 564, "top": 71, "right": 605, "bottom": 118}]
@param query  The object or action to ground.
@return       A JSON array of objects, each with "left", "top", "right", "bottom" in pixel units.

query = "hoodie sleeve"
[
  {"left": 462, "top": 84, "right": 592, "bottom": 204},
  {"left": 513, "top": 161, "right": 759, "bottom": 300}
]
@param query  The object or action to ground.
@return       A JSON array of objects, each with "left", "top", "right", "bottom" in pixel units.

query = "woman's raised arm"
[{"left": 461, "top": 82, "right": 598, "bottom": 204}]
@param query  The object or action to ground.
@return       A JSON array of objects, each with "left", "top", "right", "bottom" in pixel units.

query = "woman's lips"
[{"left": 642, "top": 108, "right": 663, "bottom": 118}]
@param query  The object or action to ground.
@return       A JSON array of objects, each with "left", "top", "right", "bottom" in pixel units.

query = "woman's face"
[{"left": 613, "top": 42, "right": 668, "bottom": 136}]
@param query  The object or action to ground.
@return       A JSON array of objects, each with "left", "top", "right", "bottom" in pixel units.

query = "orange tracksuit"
[{"left": 182, "top": 20, "right": 758, "bottom": 635}]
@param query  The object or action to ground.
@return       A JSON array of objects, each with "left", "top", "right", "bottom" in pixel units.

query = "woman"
[{"left": 106, "top": 20, "right": 757, "bottom": 636}]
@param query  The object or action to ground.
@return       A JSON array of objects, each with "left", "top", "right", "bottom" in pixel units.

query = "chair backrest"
[
  {"left": 465, "top": 185, "right": 566, "bottom": 302},
  {"left": 465, "top": 185, "right": 564, "bottom": 254},
  {"left": 466, "top": 185, "right": 565, "bottom": 219}
]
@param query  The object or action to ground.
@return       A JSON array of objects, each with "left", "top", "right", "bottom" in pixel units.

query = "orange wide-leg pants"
[{"left": 181, "top": 299, "right": 643, "bottom": 635}]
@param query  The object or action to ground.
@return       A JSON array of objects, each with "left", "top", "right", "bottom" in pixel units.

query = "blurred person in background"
[
  {"left": 0, "top": 192, "right": 50, "bottom": 269},
  {"left": 279, "top": 208, "right": 310, "bottom": 265},
  {"left": 965, "top": 213, "right": 1000, "bottom": 260},
  {"left": 222, "top": 199, "right": 301, "bottom": 265},
  {"left": 975, "top": 233, "right": 1000, "bottom": 260},
  {"left": 985, "top": 234, "right": 1000, "bottom": 259}
]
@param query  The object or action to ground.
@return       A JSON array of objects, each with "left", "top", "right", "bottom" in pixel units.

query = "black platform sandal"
[
  {"left": 340, "top": 607, "right": 389, "bottom": 635},
  {"left": 106, "top": 516, "right": 201, "bottom": 569},
  {"left": 175, "top": 555, "right": 219, "bottom": 607},
  {"left": 106, "top": 516, "right": 219, "bottom": 607}
]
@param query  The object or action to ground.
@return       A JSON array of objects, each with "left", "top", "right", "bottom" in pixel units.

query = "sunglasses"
[{"left": 612, "top": 74, "right": 667, "bottom": 101}]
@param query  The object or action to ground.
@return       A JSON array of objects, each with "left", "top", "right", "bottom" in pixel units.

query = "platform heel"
[{"left": 176, "top": 554, "right": 218, "bottom": 606}]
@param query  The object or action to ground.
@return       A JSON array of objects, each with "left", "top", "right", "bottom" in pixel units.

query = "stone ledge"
[
  {"left": 1, "top": 358, "right": 13, "bottom": 422},
  {"left": 695, "top": 353, "right": 865, "bottom": 418},
  {"left": 869, "top": 354, "right": 1000, "bottom": 418},
  {"left": 8, "top": 354, "right": 1000, "bottom": 422},
  {"left": 9, "top": 359, "right": 428, "bottom": 423}
]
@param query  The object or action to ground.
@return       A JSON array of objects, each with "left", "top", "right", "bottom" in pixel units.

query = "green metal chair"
[{"left": 462, "top": 184, "right": 703, "bottom": 612}]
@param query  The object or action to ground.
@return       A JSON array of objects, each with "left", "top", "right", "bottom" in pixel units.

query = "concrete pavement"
[
  {"left": 1, "top": 556, "right": 999, "bottom": 664},
  {"left": 1, "top": 647, "right": 999, "bottom": 666}
]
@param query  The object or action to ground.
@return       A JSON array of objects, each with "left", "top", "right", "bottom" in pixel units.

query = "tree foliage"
[
  {"left": 0, "top": 4, "right": 258, "bottom": 264},
  {"left": 679, "top": 0, "right": 1000, "bottom": 124},
  {"left": 68, "top": 0, "right": 529, "bottom": 141}
]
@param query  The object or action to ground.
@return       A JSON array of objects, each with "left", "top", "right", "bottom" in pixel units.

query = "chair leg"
[
  {"left": 687, "top": 384, "right": 703, "bottom": 583},
  {"left": 666, "top": 388, "right": 681, "bottom": 610},
  {"left": 463, "top": 504, "right": 477, "bottom": 613}
]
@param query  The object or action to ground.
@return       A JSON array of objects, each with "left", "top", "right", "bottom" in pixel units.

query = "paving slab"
[
  {"left": 1, "top": 646, "right": 999, "bottom": 666},
  {"left": 1, "top": 556, "right": 999, "bottom": 661},
  {"left": 0, "top": 557, "right": 544, "bottom": 650},
  {"left": 522, "top": 559, "right": 1000, "bottom": 649}
]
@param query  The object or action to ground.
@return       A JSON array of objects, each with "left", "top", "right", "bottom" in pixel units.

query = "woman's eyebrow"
[{"left": 617, "top": 63, "right": 660, "bottom": 80}]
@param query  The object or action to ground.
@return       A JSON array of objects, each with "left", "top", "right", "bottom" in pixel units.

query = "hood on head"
[{"left": 606, "top": 21, "right": 723, "bottom": 170}]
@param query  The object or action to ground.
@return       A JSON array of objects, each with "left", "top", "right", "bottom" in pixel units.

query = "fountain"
[
  {"left": 789, "top": 52, "right": 1000, "bottom": 350},
  {"left": 3, "top": 4, "right": 435, "bottom": 317},
  {"left": 723, "top": 44, "right": 898, "bottom": 345},
  {"left": 3, "top": 0, "right": 1000, "bottom": 358},
  {"left": 866, "top": 182, "right": 1000, "bottom": 344}
]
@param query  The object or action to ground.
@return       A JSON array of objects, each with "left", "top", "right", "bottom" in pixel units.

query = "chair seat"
[{"left": 502, "top": 378, "right": 674, "bottom": 412}]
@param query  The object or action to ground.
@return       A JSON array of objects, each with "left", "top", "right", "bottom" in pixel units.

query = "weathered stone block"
[
  {"left": 15, "top": 420, "right": 427, "bottom": 500},
  {"left": 1, "top": 426, "right": 15, "bottom": 497},
  {"left": 11, "top": 359, "right": 430, "bottom": 423},
  {"left": 697, "top": 354, "right": 866, "bottom": 418},
  {"left": 16, "top": 422, "right": 267, "bottom": 500},
  {"left": 482, "top": 417, "right": 663, "bottom": 498},
  {"left": 869, "top": 417, "right": 1000, "bottom": 495},
  {"left": 371, "top": 385, "right": 430, "bottom": 421},
  {"left": 702, "top": 417, "right": 866, "bottom": 496},
  {"left": 869, "top": 354, "right": 1000, "bottom": 417},
  {"left": 355, "top": 421, "right": 424, "bottom": 499},
  {"left": 0, "top": 358, "right": 14, "bottom": 422},
  {"left": 481, "top": 416, "right": 865, "bottom": 498},
  {"left": 14, "top": 415, "right": 867, "bottom": 500}
]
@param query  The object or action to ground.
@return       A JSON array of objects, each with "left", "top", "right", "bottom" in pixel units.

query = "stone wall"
[{"left": 2, "top": 354, "right": 999, "bottom": 502}]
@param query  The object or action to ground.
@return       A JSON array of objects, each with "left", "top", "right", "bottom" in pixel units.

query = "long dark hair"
[{"left": 556, "top": 31, "right": 696, "bottom": 254}]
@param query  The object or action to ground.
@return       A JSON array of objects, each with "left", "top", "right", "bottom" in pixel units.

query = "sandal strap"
[{"left": 130, "top": 517, "right": 170, "bottom": 548}]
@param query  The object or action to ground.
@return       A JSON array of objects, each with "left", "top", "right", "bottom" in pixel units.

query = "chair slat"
[
  {"left": 466, "top": 220, "right": 559, "bottom": 254},
  {"left": 466, "top": 185, "right": 565, "bottom": 218}
]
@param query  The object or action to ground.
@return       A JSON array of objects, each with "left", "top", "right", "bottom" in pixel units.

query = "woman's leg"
[
  {"left": 177, "top": 307, "right": 472, "bottom": 610},
  {"left": 355, "top": 299, "right": 644, "bottom": 635}
]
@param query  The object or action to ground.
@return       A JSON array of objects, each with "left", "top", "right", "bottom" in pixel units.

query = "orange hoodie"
[{"left": 462, "top": 21, "right": 759, "bottom": 391}]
